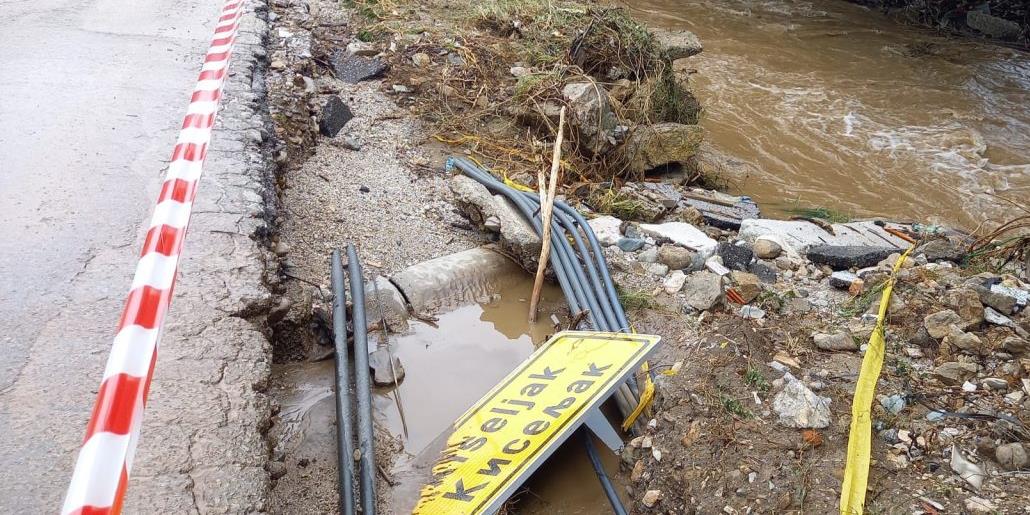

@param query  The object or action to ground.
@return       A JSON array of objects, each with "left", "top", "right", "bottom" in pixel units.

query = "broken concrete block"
[
  {"left": 450, "top": 175, "right": 541, "bottom": 270},
  {"left": 639, "top": 222, "right": 718, "bottom": 258}
]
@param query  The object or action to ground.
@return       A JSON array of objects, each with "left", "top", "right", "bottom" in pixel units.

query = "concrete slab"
[{"left": 738, "top": 219, "right": 911, "bottom": 253}]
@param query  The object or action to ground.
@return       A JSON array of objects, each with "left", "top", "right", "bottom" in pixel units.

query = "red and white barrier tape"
[{"left": 62, "top": 2, "right": 245, "bottom": 513}]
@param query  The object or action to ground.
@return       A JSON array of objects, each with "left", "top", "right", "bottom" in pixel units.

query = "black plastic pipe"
[
  {"left": 346, "top": 244, "right": 377, "bottom": 515},
  {"left": 330, "top": 251, "right": 357, "bottom": 515},
  {"left": 581, "top": 429, "right": 628, "bottom": 515}
]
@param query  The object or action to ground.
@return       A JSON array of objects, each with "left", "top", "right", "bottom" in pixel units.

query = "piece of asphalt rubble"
[
  {"left": 318, "top": 95, "right": 354, "bottom": 137},
  {"left": 807, "top": 245, "right": 897, "bottom": 270}
]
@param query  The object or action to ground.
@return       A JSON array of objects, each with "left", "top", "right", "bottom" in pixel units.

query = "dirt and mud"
[{"left": 257, "top": 0, "right": 1029, "bottom": 513}]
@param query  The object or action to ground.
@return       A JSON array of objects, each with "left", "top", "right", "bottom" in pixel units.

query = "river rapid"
[{"left": 625, "top": 0, "right": 1029, "bottom": 230}]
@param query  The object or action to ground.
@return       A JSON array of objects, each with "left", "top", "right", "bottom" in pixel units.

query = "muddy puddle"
[
  {"left": 270, "top": 276, "right": 627, "bottom": 513},
  {"left": 623, "top": 0, "right": 1030, "bottom": 230}
]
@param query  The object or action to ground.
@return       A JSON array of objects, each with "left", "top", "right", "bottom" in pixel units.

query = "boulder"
[
  {"left": 663, "top": 270, "right": 687, "bottom": 294},
  {"left": 587, "top": 215, "right": 623, "bottom": 246},
  {"left": 944, "top": 288, "right": 984, "bottom": 329},
  {"left": 1001, "top": 335, "right": 1029, "bottom": 355},
  {"left": 975, "top": 284, "right": 1018, "bottom": 314},
  {"left": 934, "top": 361, "right": 979, "bottom": 386},
  {"left": 717, "top": 242, "right": 753, "bottom": 271},
  {"left": 368, "top": 348, "right": 405, "bottom": 386},
  {"left": 658, "top": 245, "right": 696, "bottom": 270},
  {"left": 996, "top": 442, "right": 1028, "bottom": 471},
  {"left": 813, "top": 332, "right": 857, "bottom": 352},
  {"left": 639, "top": 222, "right": 718, "bottom": 258},
  {"left": 450, "top": 176, "right": 540, "bottom": 269},
  {"left": 943, "top": 327, "right": 982, "bottom": 353},
  {"left": 916, "top": 239, "right": 964, "bottom": 263},
  {"left": 652, "top": 28, "right": 703, "bottom": 60},
  {"left": 924, "top": 309, "right": 963, "bottom": 340},
  {"left": 563, "top": 81, "right": 619, "bottom": 155},
  {"left": 617, "top": 238, "right": 646, "bottom": 252},
  {"left": 772, "top": 379, "right": 831, "bottom": 429},
  {"left": 622, "top": 123, "right": 703, "bottom": 175},
  {"left": 729, "top": 271, "right": 762, "bottom": 304},
  {"left": 967, "top": 11, "right": 1022, "bottom": 40},
  {"left": 318, "top": 96, "right": 354, "bottom": 137},
  {"left": 753, "top": 237, "right": 782, "bottom": 259},
  {"left": 682, "top": 271, "right": 723, "bottom": 311},
  {"left": 807, "top": 245, "right": 896, "bottom": 270}
]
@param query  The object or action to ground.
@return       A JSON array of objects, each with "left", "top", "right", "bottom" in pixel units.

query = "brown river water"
[{"left": 625, "top": 0, "right": 1030, "bottom": 230}]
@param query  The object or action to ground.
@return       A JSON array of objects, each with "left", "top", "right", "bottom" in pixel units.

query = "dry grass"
[{"left": 349, "top": 0, "right": 701, "bottom": 187}]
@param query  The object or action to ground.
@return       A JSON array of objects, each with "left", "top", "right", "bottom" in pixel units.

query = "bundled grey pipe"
[
  {"left": 329, "top": 251, "right": 356, "bottom": 515},
  {"left": 448, "top": 158, "right": 639, "bottom": 384},
  {"left": 448, "top": 157, "right": 638, "bottom": 514},
  {"left": 346, "top": 244, "right": 377, "bottom": 515}
]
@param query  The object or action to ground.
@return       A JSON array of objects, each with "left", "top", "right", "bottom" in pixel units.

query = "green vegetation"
[
  {"left": 786, "top": 204, "right": 851, "bottom": 224},
  {"left": 744, "top": 367, "right": 770, "bottom": 393},
  {"left": 721, "top": 396, "right": 753, "bottom": 419},
  {"left": 615, "top": 284, "right": 655, "bottom": 311}
]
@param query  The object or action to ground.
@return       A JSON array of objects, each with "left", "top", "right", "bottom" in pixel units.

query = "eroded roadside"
[{"left": 257, "top": 1, "right": 1030, "bottom": 514}]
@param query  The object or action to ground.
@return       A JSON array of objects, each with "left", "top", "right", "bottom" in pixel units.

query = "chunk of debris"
[
  {"left": 682, "top": 271, "right": 723, "bottom": 311},
  {"left": 772, "top": 378, "right": 831, "bottom": 429},
  {"left": 807, "top": 245, "right": 897, "bottom": 270},
  {"left": 950, "top": 445, "right": 985, "bottom": 489},
  {"left": 331, "top": 50, "right": 388, "bottom": 83},
  {"left": 813, "top": 332, "right": 857, "bottom": 352},
  {"left": 318, "top": 96, "right": 354, "bottom": 137},
  {"left": 639, "top": 222, "right": 718, "bottom": 258}
]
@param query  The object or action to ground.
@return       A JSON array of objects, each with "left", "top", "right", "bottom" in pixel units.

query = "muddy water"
[
  {"left": 272, "top": 277, "right": 626, "bottom": 513},
  {"left": 624, "top": 0, "right": 1030, "bottom": 230}
]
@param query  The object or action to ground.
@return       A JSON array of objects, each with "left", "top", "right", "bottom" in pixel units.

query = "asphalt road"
[{"left": 0, "top": 0, "right": 272, "bottom": 511}]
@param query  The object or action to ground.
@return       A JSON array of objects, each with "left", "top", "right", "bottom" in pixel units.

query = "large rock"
[
  {"left": 975, "top": 284, "right": 1018, "bottom": 314},
  {"left": 807, "top": 245, "right": 896, "bottom": 270},
  {"left": 996, "top": 442, "right": 1028, "bottom": 471},
  {"left": 587, "top": 215, "right": 623, "bottom": 246},
  {"left": 652, "top": 28, "right": 703, "bottom": 60},
  {"left": 563, "top": 81, "right": 619, "bottom": 155},
  {"left": 753, "top": 237, "right": 782, "bottom": 259},
  {"left": 967, "top": 11, "right": 1022, "bottom": 40},
  {"left": 729, "top": 271, "right": 762, "bottom": 304},
  {"left": 916, "top": 239, "right": 964, "bottom": 263},
  {"left": 934, "top": 361, "right": 979, "bottom": 386},
  {"left": 638, "top": 222, "right": 718, "bottom": 258},
  {"left": 622, "top": 123, "right": 703, "bottom": 175},
  {"left": 682, "top": 271, "right": 723, "bottom": 311},
  {"left": 944, "top": 288, "right": 984, "bottom": 329},
  {"left": 450, "top": 175, "right": 540, "bottom": 269},
  {"left": 773, "top": 379, "right": 831, "bottom": 429},
  {"left": 924, "top": 309, "right": 963, "bottom": 340},
  {"left": 658, "top": 245, "right": 696, "bottom": 270},
  {"left": 813, "top": 332, "right": 857, "bottom": 351}
]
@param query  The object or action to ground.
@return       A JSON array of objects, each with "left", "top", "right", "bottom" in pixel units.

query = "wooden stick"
[{"left": 529, "top": 106, "right": 566, "bottom": 322}]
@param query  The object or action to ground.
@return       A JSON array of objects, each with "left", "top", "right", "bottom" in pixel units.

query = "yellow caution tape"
[
  {"left": 503, "top": 173, "right": 534, "bottom": 192},
  {"left": 621, "top": 361, "right": 655, "bottom": 431},
  {"left": 839, "top": 244, "right": 915, "bottom": 514}
]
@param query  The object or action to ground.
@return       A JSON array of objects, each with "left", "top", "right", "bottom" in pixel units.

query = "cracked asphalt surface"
[{"left": 0, "top": 0, "right": 274, "bottom": 512}]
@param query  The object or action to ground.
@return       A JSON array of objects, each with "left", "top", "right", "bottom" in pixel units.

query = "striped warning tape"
[{"left": 61, "top": 2, "right": 245, "bottom": 514}]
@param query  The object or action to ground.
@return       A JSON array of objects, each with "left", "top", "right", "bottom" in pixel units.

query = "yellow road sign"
[{"left": 413, "top": 331, "right": 661, "bottom": 514}]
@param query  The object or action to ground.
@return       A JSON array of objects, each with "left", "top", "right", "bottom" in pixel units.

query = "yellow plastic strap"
[
  {"left": 621, "top": 361, "right": 655, "bottom": 431},
  {"left": 839, "top": 245, "right": 915, "bottom": 514},
  {"left": 503, "top": 173, "right": 534, "bottom": 192}
]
